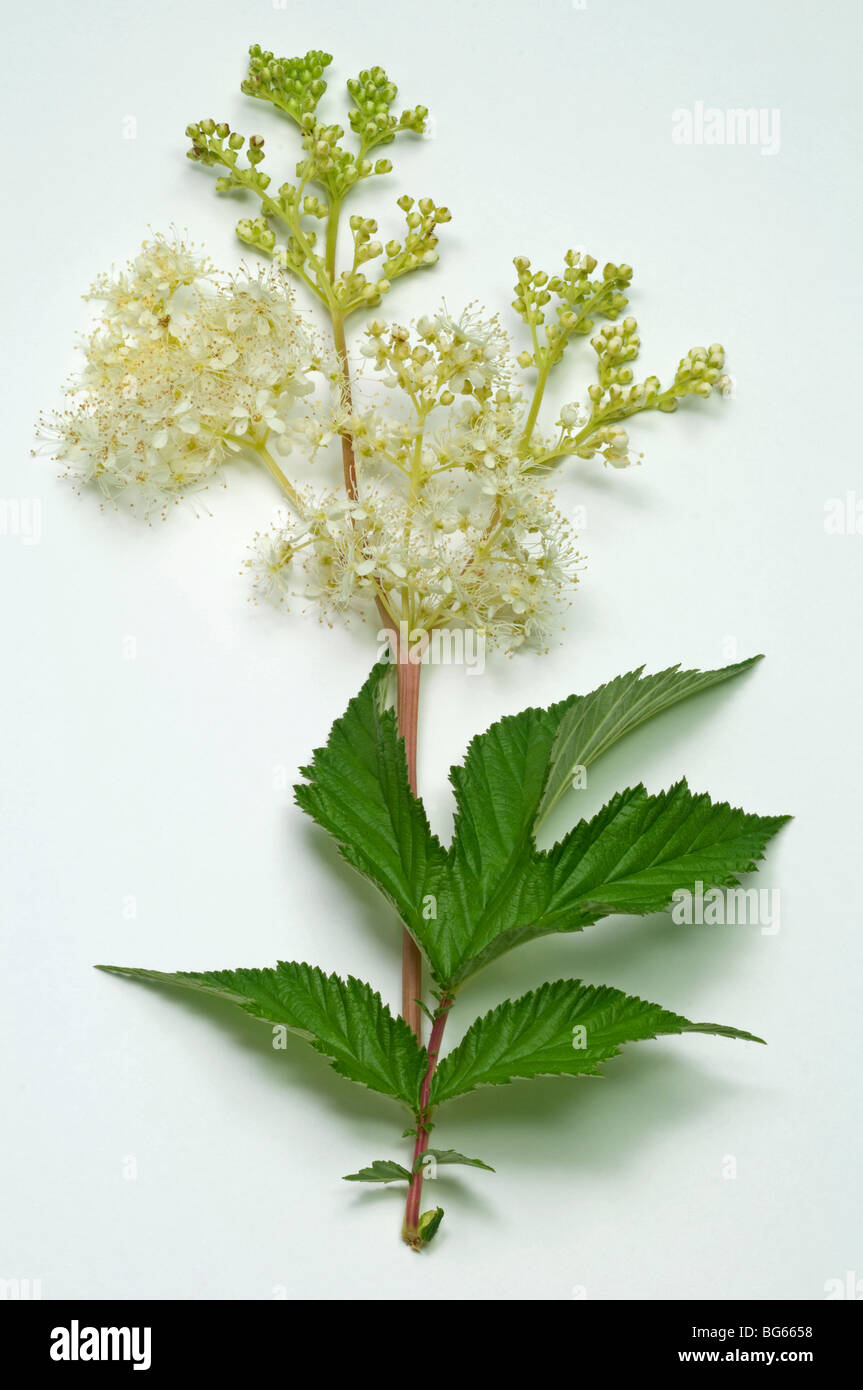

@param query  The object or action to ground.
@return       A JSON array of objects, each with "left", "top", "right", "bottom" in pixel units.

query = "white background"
[{"left": 2, "top": 0, "right": 861, "bottom": 1300}]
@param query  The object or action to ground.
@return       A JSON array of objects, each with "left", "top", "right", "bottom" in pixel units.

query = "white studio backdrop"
[{"left": 1, "top": 0, "right": 861, "bottom": 1299}]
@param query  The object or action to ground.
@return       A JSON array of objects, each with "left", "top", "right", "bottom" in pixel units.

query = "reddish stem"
[
  {"left": 402, "top": 994, "right": 453, "bottom": 1250},
  {"left": 396, "top": 651, "right": 423, "bottom": 1039},
  {"left": 332, "top": 318, "right": 419, "bottom": 1035},
  {"left": 331, "top": 304, "right": 448, "bottom": 1250}
]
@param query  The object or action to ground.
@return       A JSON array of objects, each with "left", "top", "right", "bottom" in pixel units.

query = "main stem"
[
  {"left": 332, "top": 310, "right": 359, "bottom": 497},
  {"left": 332, "top": 305, "right": 430, "bottom": 1238},
  {"left": 396, "top": 654, "right": 423, "bottom": 1038},
  {"left": 329, "top": 303, "right": 423, "bottom": 1039},
  {"left": 402, "top": 994, "right": 453, "bottom": 1250}
]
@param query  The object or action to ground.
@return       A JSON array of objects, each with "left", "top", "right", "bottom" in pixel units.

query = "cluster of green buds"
[
  {"left": 294, "top": 115, "right": 388, "bottom": 201},
  {"left": 185, "top": 47, "right": 442, "bottom": 324},
  {"left": 240, "top": 46, "right": 332, "bottom": 122},
  {"left": 591, "top": 316, "right": 642, "bottom": 389},
  {"left": 668, "top": 343, "right": 730, "bottom": 403},
  {"left": 345, "top": 66, "right": 429, "bottom": 148},
  {"left": 561, "top": 337, "right": 729, "bottom": 466},
  {"left": 383, "top": 196, "right": 450, "bottom": 276},
  {"left": 505, "top": 249, "right": 730, "bottom": 472},
  {"left": 186, "top": 122, "right": 270, "bottom": 190},
  {"left": 513, "top": 252, "right": 633, "bottom": 375}
]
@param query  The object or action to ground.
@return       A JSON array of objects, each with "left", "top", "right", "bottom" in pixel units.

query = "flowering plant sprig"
[
  {"left": 48, "top": 47, "right": 733, "bottom": 1027},
  {"left": 40, "top": 46, "right": 787, "bottom": 1254}
]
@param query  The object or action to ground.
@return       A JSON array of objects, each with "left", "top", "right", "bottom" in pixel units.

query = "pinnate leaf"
[
  {"left": 431, "top": 979, "right": 764, "bottom": 1104},
  {"left": 293, "top": 658, "right": 788, "bottom": 989},
  {"left": 343, "top": 1159, "right": 411, "bottom": 1183},
  {"left": 96, "top": 960, "right": 426, "bottom": 1107},
  {"left": 429, "top": 780, "right": 788, "bottom": 985}
]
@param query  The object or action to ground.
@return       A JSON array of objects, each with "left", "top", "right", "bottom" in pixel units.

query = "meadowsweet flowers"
[
  {"left": 252, "top": 305, "right": 581, "bottom": 648},
  {"left": 43, "top": 47, "right": 732, "bottom": 656},
  {"left": 44, "top": 234, "right": 326, "bottom": 516}
]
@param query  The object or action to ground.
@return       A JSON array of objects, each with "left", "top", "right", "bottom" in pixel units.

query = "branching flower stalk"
[
  {"left": 41, "top": 46, "right": 768, "bottom": 1253},
  {"left": 181, "top": 47, "right": 730, "bottom": 1037}
]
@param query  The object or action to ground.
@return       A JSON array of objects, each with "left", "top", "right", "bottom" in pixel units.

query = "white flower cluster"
[
  {"left": 45, "top": 242, "right": 587, "bottom": 648},
  {"left": 253, "top": 308, "right": 582, "bottom": 650},
  {"left": 44, "top": 234, "right": 325, "bottom": 516}
]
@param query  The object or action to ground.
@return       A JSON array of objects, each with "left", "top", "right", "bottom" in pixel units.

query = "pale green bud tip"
[{"left": 417, "top": 1207, "right": 444, "bottom": 1244}]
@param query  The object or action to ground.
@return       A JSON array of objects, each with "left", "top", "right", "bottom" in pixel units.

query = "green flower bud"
[{"left": 417, "top": 1208, "right": 444, "bottom": 1244}]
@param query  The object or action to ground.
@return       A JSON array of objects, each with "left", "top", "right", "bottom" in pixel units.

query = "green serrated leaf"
[
  {"left": 536, "top": 656, "right": 763, "bottom": 826},
  {"left": 449, "top": 700, "right": 564, "bottom": 888},
  {"left": 431, "top": 979, "right": 764, "bottom": 1104},
  {"left": 294, "top": 663, "right": 446, "bottom": 947},
  {"left": 96, "top": 960, "right": 426, "bottom": 1107},
  {"left": 414, "top": 1148, "right": 495, "bottom": 1173},
  {"left": 293, "top": 660, "right": 788, "bottom": 991},
  {"left": 343, "top": 1159, "right": 411, "bottom": 1183},
  {"left": 431, "top": 779, "right": 789, "bottom": 986}
]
